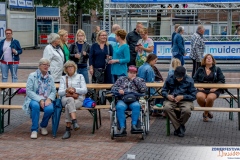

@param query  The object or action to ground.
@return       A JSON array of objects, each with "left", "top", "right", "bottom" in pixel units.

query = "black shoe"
[
  {"left": 62, "top": 131, "right": 71, "bottom": 139},
  {"left": 178, "top": 125, "right": 185, "bottom": 137},
  {"left": 73, "top": 123, "right": 80, "bottom": 131},
  {"left": 174, "top": 128, "right": 180, "bottom": 136}
]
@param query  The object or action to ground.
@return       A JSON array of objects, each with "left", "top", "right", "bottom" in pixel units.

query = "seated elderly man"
[
  {"left": 111, "top": 65, "right": 147, "bottom": 136},
  {"left": 161, "top": 66, "right": 196, "bottom": 137}
]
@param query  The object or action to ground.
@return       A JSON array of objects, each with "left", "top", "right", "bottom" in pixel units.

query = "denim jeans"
[
  {"left": 77, "top": 67, "right": 89, "bottom": 84},
  {"left": 29, "top": 100, "right": 54, "bottom": 132},
  {"left": 1, "top": 63, "right": 18, "bottom": 82},
  {"left": 173, "top": 54, "right": 184, "bottom": 66},
  {"left": 116, "top": 100, "right": 140, "bottom": 128}
]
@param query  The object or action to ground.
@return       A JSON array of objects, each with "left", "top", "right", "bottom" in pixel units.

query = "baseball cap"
[
  {"left": 128, "top": 65, "right": 138, "bottom": 72},
  {"left": 174, "top": 66, "right": 186, "bottom": 78}
]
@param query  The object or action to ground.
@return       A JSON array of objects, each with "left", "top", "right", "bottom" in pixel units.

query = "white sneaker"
[
  {"left": 40, "top": 128, "right": 48, "bottom": 135},
  {"left": 30, "top": 131, "right": 38, "bottom": 139}
]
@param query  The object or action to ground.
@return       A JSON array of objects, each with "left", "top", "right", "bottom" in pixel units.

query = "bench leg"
[
  {"left": 166, "top": 116, "right": 170, "bottom": 136},
  {"left": 229, "top": 98, "right": 233, "bottom": 120},
  {"left": 0, "top": 109, "right": 3, "bottom": 134},
  {"left": 98, "top": 109, "right": 102, "bottom": 126},
  {"left": 92, "top": 110, "right": 97, "bottom": 134}
]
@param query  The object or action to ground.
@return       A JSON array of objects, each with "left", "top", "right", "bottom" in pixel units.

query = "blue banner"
[
  {"left": 154, "top": 41, "right": 240, "bottom": 59},
  {"left": 111, "top": 0, "right": 240, "bottom": 3},
  {"left": 9, "top": 0, "right": 33, "bottom": 9}
]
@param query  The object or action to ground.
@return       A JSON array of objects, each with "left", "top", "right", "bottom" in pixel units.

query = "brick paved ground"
[{"left": 0, "top": 49, "right": 240, "bottom": 160}]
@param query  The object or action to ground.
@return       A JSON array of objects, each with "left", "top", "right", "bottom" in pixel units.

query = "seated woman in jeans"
[
  {"left": 111, "top": 65, "right": 147, "bottom": 136},
  {"left": 193, "top": 54, "right": 225, "bottom": 122},
  {"left": 58, "top": 60, "right": 87, "bottom": 139},
  {"left": 22, "top": 58, "right": 56, "bottom": 139}
]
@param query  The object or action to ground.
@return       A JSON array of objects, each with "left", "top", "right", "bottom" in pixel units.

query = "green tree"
[{"left": 35, "top": 0, "right": 103, "bottom": 26}]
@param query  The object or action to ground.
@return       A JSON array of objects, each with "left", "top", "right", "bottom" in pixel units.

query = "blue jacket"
[
  {"left": 138, "top": 62, "right": 155, "bottom": 83},
  {"left": 22, "top": 71, "right": 56, "bottom": 114},
  {"left": 138, "top": 62, "right": 156, "bottom": 95},
  {"left": 161, "top": 75, "right": 196, "bottom": 101},
  {"left": 0, "top": 38, "right": 22, "bottom": 61},
  {"left": 172, "top": 33, "right": 185, "bottom": 56},
  {"left": 111, "top": 44, "right": 130, "bottom": 75}
]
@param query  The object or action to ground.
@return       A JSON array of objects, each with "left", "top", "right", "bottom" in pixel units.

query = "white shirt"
[{"left": 3, "top": 40, "right": 12, "bottom": 62}]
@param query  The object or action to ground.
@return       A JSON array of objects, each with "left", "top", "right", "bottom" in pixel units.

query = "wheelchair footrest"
[
  {"left": 114, "top": 133, "right": 127, "bottom": 137},
  {"left": 131, "top": 130, "right": 144, "bottom": 134}
]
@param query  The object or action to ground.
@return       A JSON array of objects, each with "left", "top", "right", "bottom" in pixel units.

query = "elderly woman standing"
[
  {"left": 23, "top": 58, "right": 56, "bottom": 139},
  {"left": 69, "top": 29, "right": 91, "bottom": 83},
  {"left": 89, "top": 30, "right": 113, "bottom": 83},
  {"left": 58, "top": 29, "right": 69, "bottom": 62},
  {"left": 43, "top": 33, "right": 65, "bottom": 83},
  {"left": 58, "top": 61, "right": 87, "bottom": 139},
  {"left": 172, "top": 26, "right": 186, "bottom": 66}
]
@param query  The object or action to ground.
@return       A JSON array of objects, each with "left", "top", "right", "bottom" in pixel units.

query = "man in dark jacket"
[
  {"left": 126, "top": 22, "right": 143, "bottom": 66},
  {"left": 161, "top": 66, "right": 196, "bottom": 137}
]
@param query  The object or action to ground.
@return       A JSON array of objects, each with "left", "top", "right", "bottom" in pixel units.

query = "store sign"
[
  {"left": 9, "top": 0, "right": 33, "bottom": 9},
  {"left": 154, "top": 41, "right": 240, "bottom": 59}
]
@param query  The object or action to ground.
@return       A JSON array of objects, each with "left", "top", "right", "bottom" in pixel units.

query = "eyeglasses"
[
  {"left": 41, "top": 64, "right": 50, "bottom": 67},
  {"left": 140, "top": 34, "right": 146, "bottom": 36},
  {"left": 6, "top": 33, "right": 12, "bottom": 35}
]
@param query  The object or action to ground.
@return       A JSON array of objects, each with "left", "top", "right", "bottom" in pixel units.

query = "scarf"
[{"left": 36, "top": 69, "right": 52, "bottom": 99}]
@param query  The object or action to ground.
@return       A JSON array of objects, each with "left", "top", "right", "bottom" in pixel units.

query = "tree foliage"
[{"left": 34, "top": 0, "right": 103, "bottom": 24}]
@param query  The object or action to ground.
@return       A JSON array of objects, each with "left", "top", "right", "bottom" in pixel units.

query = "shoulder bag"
[{"left": 65, "top": 76, "right": 79, "bottom": 99}]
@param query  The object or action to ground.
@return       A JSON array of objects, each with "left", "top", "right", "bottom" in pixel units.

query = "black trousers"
[{"left": 192, "top": 59, "right": 201, "bottom": 78}]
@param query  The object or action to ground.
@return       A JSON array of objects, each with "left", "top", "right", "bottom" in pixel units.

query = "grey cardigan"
[{"left": 22, "top": 71, "right": 56, "bottom": 114}]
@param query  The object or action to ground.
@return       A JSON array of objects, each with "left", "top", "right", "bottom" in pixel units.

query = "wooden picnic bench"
[
  {"left": 0, "top": 83, "right": 113, "bottom": 134},
  {"left": 0, "top": 104, "right": 110, "bottom": 134},
  {"left": 150, "top": 94, "right": 236, "bottom": 120},
  {"left": 153, "top": 105, "right": 240, "bottom": 136}
]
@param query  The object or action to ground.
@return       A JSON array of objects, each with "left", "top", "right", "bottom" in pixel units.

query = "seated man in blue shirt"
[{"left": 161, "top": 66, "right": 196, "bottom": 137}]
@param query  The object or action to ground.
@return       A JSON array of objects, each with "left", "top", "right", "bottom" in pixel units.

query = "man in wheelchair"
[{"left": 111, "top": 65, "right": 147, "bottom": 136}]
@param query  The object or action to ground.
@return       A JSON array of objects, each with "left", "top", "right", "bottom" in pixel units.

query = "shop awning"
[
  {"left": 37, "top": 16, "right": 60, "bottom": 20},
  {"left": 36, "top": 7, "right": 60, "bottom": 20}
]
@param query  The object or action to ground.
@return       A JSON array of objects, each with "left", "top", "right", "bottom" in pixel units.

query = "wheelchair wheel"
[
  {"left": 111, "top": 127, "right": 115, "bottom": 140},
  {"left": 141, "top": 130, "right": 146, "bottom": 140},
  {"left": 144, "top": 102, "right": 150, "bottom": 134}
]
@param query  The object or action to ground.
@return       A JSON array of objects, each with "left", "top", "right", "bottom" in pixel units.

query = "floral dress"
[{"left": 136, "top": 38, "right": 154, "bottom": 67}]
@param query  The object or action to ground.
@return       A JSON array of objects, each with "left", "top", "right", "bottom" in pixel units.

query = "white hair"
[
  {"left": 48, "top": 33, "right": 60, "bottom": 43},
  {"left": 39, "top": 58, "right": 50, "bottom": 66}
]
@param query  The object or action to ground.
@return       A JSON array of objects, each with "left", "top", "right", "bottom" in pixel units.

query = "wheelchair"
[{"left": 109, "top": 92, "right": 150, "bottom": 140}]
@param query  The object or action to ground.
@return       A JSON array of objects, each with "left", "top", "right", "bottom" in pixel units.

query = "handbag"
[
  {"left": 122, "top": 94, "right": 137, "bottom": 104},
  {"left": 83, "top": 97, "right": 96, "bottom": 108},
  {"left": 93, "top": 68, "right": 105, "bottom": 84},
  {"left": 65, "top": 76, "right": 79, "bottom": 99}
]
